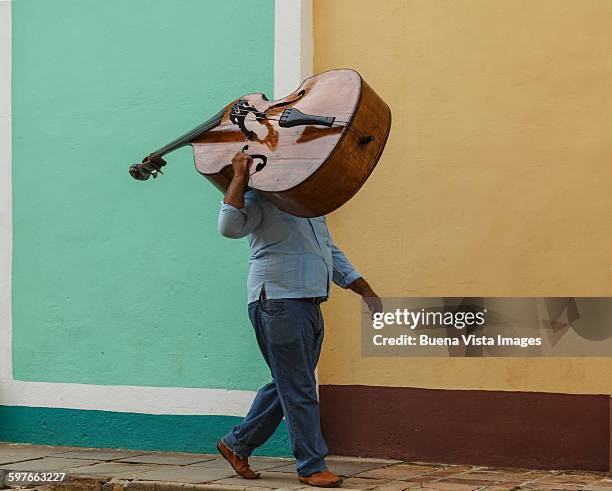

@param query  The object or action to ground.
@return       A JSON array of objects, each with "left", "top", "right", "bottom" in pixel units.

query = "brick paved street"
[{"left": 1, "top": 443, "right": 611, "bottom": 490}]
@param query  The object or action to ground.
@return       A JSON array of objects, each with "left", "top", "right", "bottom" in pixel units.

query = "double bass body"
[
  {"left": 129, "top": 69, "right": 391, "bottom": 218},
  {"left": 192, "top": 69, "right": 391, "bottom": 217}
]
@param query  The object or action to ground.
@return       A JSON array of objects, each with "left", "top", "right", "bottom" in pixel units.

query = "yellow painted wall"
[{"left": 315, "top": 0, "right": 612, "bottom": 394}]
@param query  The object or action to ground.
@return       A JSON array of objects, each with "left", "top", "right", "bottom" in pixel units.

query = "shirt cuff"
[
  {"left": 338, "top": 270, "right": 362, "bottom": 289},
  {"left": 220, "top": 201, "right": 243, "bottom": 213}
]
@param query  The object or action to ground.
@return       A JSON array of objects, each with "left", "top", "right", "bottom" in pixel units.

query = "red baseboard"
[{"left": 319, "top": 385, "right": 610, "bottom": 472}]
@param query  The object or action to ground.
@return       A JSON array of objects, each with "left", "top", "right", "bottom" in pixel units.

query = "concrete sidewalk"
[{"left": 0, "top": 443, "right": 611, "bottom": 491}]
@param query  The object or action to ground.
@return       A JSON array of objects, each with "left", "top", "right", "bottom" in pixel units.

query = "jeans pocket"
[
  {"left": 261, "top": 299, "right": 297, "bottom": 345},
  {"left": 261, "top": 298, "right": 287, "bottom": 317}
]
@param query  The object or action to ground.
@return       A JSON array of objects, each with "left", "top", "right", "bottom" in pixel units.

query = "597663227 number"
[{"left": 3, "top": 470, "right": 67, "bottom": 485}]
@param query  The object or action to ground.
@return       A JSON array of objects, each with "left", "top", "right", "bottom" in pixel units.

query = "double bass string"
[
  {"left": 227, "top": 108, "right": 355, "bottom": 126},
  {"left": 218, "top": 110, "right": 369, "bottom": 140}
]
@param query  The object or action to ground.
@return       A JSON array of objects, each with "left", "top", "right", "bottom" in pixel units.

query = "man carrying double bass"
[{"left": 215, "top": 152, "right": 382, "bottom": 488}]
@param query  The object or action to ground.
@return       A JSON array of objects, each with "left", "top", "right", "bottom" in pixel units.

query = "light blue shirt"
[{"left": 218, "top": 190, "right": 362, "bottom": 304}]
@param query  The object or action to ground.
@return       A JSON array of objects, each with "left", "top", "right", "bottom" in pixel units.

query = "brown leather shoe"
[
  {"left": 299, "top": 469, "right": 343, "bottom": 487},
  {"left": 216, "top": 439, "right": 260, "bottom": 479}
]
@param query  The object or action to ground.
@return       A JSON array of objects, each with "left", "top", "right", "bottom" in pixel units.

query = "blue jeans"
[{"left": 222, "top": 298, "right": 329, "bottom": 477}]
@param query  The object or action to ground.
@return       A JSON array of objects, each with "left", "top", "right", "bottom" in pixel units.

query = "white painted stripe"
[
  {"left": 3, "top": 381, "right": 259, "bottom": 416},
  {"left": 273, "top": 0, "right": 319, "bottom": 395},
  {"left": 272, "top": 0, "right": 320, "bottom": 393},
  {"left": 274, "top": 0, "right": 312, "bottom": 99},
  {"left": 0, "top": 0, "right": 314, "bottom": 418},
  {"left": 0, "top": 0, "right": 13, "bottom": 397}
]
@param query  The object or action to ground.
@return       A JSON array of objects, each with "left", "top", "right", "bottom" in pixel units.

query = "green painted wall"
[{"left": 12, "top": 0, "right": 276, "bottom": 390}]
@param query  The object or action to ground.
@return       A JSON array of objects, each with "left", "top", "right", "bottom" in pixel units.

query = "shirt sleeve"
[
  {"left": 217, "top": 190, "right": 263, "bottom": 239},
  {"left": 328, "top": 230, "right": 362, "bottom": 289}
]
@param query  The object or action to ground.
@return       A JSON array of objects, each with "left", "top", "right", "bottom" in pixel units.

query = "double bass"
[{"left": 129, "top": 69, "right": 391, "bottom": 217}]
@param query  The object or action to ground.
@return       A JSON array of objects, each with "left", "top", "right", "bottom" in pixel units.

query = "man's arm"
[
  {"left": 329, "top": 236, "right": 382, "bottom": 314},
  {"left": 217, "top": 153, "right": 262, "bottom": 239},
  {"left": 223, "top": 152, "right": 252, "bottom": 209}
]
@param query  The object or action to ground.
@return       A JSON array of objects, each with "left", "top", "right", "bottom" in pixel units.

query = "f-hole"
[{"left": 267, "top": 90, "right": 306, "bottom": 110}]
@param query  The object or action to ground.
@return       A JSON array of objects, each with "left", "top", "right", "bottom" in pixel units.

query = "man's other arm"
[
  {"left": 217, "top": 153, "right": 262, "bottom": 239},
  {"left": 329, "top": 235, "right": 382, "bottom": 314}
]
